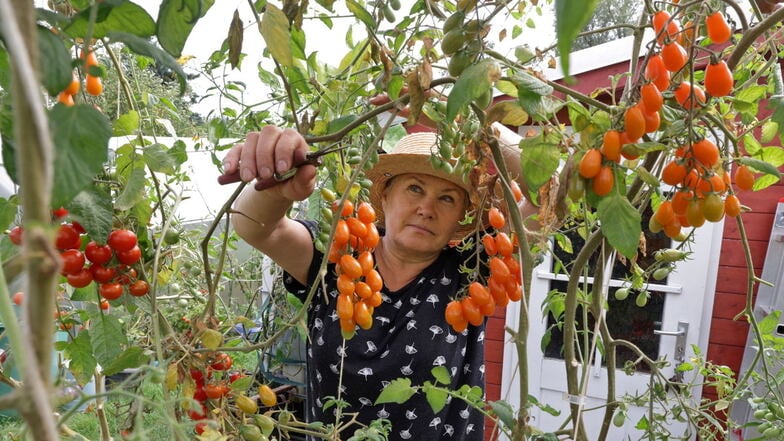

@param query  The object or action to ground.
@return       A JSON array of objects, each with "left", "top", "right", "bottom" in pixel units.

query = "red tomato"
[
  {"left": 210, "top": 353, "right": 233, "bottom": 371},
  {"left": 56, "top": 224, "right": 81, "bottom": 250},
  {"left": 116, "top": 246, "right": 142, "bottom": 265},
  {"left": 99, "top": 282, "right": 123, "bottom": 300},
  {"left": 12, "top": 291, "right": 23, "bottom": 305},
  {"left": 60, "top": 249, "right": 86, "bottom": 275},
  {"left": 128, "top": 280, "right": 149, "bottom": 297},
  {"left": 85, "top": 241, "right": 113, "bottom": 265},
  {"left": 66, "top": 268, "right": 94, "bottom": 288},
  {"left": 8, "top": 225, "right": 23, "bottom": 246},
  {"left": 90, "top": 264, "right": 117, "bottom": 283},
  {"left": 107, "top": 229, "right": 138, "bottom": 252},
  {"left": 52, "top": 207, "right": 69, "bottom": 218}
]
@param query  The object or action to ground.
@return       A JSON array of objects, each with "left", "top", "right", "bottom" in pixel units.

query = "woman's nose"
[{"left": 416, "top": 197, "right": 437, "bottom": 218}]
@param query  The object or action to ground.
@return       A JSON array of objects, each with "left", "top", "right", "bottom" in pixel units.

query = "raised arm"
[{"left": 222, "top": 126, "right": 318, "bottom": 285}]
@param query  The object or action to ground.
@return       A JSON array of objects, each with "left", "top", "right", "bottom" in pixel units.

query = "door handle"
[{"left": 653, "top": 320, "right": 689, "bottom": 365}]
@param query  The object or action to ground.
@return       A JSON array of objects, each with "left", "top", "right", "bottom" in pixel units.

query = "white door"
[{"left": 500, "top": 217, "right": 723, "bottom": 440}]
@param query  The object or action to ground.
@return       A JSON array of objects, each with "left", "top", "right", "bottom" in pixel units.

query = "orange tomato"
[
  {"left": 704, "top": 60, "right": 733, "bottom": 97},
  {"left": 624, "top": 105, "right": 646, "bottom": 141},
  {"left": 488, "top": 276, "right": 510, "bottom": 307},
  {"left": 461, "top": 297, "right": 483, "bottom": 326},
  {"left": 64, "top": 76, "right": 80, "bottom": 95},
  {"left": 661, "top": 41, "right": 688, "bottom": 72},
  {"left": 706, "top": 11, "right": 731, "bottom": 44},
  {"left": 579, "top": 149, "right": 602, "bottom": 179},
  {"left": 734, "top": 165, "right": 755, "bottom": 191},
  {"left": 494, "top": 232, "right": 514, "bottom": 257},
  {"left": 592, "top": 166, "right": 614, "bottom": 196},
  {"left": 487, "top": 207, "right": 506, "bottom": 229},
  {"left": 337, "top": 274, "right": 355, "bottom": 296},
  {"left": 640, "top": 83, "right": 663, "bottom": 113},
  {"left": 445, "top": 300, "right": 465, "bottom": 327},
  {"left": 333, "top": 199, "right": 354, "bottom": 217},
  {"left": 724, "top": 194, "right": 741, "bottom": 217},
  {"left": 651, "top": 10, "right": 672, "bottom": 38},
  {"left": 363, "top": 223, "right": 380, "bottom": 249},
  {"left": 339, "top": 254, "right": 363, "bottom": 279},
  {"left": 346, "top": 217, "right": 368, "bottom": 238},
  {"left": 356, "top": 201, "right": 376, "bottom": 223},
  {"left": 653, "top": 200, "right": 676, "bottom": 226},
  {"left": 510, "top": 180, "right": 523, "bottom": 202},
  {"left": 645, "top": 54, "right": 671, "bottom": 92},
  {"left": 355, "top": 281, "right": 373, "bottom": 299},
  {"left": 337, "top": 293, "right": 354, "bottom": 320},
  {"left": 57, "top": 91, "right": 75, "bottom": 106},
  {"left": 482, "top": 233, "right": 497, "bottom": 256},
  {"left": 671, "top": 189, "right": 692, "bottom": 215},
  {"left": 673, "top": 81, "right": 705, "bottom": 110},
  {"left": 488, "top": 257, "right": 511, "bottom": 284},
  {"left": 692, "top": 138, "right": 720, "bottom": 168},
  {"left": 353, "top": 301, "right": 373, "bottom": 330},
  {"left": 662, "top": 160, "right": 687, "bottom": 186},
  {"left": 601, "top": 130, "right": 622, "bottom": 162},
  {"left": 643, "top": 109, "right": 661, "bottom": 133},
  {"left": 504, "top": 279, "right": 522, "bottom": 302},
  {"left": 365, "top": 269, "right": 383, "bottom": 292},
  {"left": 334, "top": 219, "right": 350, "bottom": 245},
  {"left": 366, "top": 290, "right": 383, "bottom": 308},
  {"left": 85, "top": 75, "right": 103, "bottom": 96},
  {"left": 468, "top": 282, "right": 492, "bottom": 307}
]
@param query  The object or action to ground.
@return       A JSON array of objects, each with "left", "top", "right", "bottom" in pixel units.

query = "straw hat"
[{"left": 365, "top": 131, "right": 479, "bottom": 241}]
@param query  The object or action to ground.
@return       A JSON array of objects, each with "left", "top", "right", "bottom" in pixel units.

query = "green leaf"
[
  {"left": 107, "top": 31, "right": 188, "bottom": 94},
  {"left": 554, "top": 0, "right": 599, "bottom": 82},
  {"left": 466, "top": 385, "right": 483, "bottom": 403},
  {"left": 489, "top": 400, "right": 515, "bottom": 428},
  {"left": 229, "top": 375, "right": 254, "bottom": 391},
  {"left": 37, "top": 26, "right": 72, "bottom": 96},
  {"left": 102, "top": 346, "right": 148, "bottom": 376},
  {"left": 69, "top": 186, "right": 113, "bottom": 244},
  {"left": 766, "top": 95, "right": 784, "bottom": 135},
  {"left": 742, "top": 133, "right": 762, "bottom": 155},
  {"left": 260, "top": 4, "right": 293, "bottom": 67},
  {"left": 62, "top": 330, "right": 98, "bottom": 386},
  {"left": 0, "top": 46, "right": 10, "bottom": 91},
  {"left": 374, "top": 378, "right": 416, "bottom": 405},
  {"left": 115, "top": 167, "right": 147, "bottom": 211},
  {"left": 142, "top": 144, "right": 178, "bottom": 174},
  {"left": 635, "top": 414, "right": 649, "bottom": 430},
  {"left": 89, "top": 311, "right": 127, "bottom": 369},
  {"left": 50, "top": 104, "right": 111, "bottom": 208},
  {"left": 69, "top": 284, "right": 98, "bottom": 301},
  {"left": 0, "top": 198, "right": 18, "bottom": 232},
  {"left": 739, "top": 156, "right": 783, "bottom": 177},
  {"left": 431, "top": 366, "right": 451, "bottom": 385},
  {"left": 758, "top": 311, "right": 781, "bottom": 335},
  {"left": 423, "top": 381, "right": 448, "bottom": 413},
  {"left": 326, "top": 115, "right": 359, "bottom": 135},
  {"left": 156, "top": 0, "right": 214, "bottom": 57},
  {"left": 597, "top": 193, "right": 641, "bottom": 259},
  {"left": 113, "top": 110, "right": 139, "bottom": 136},
  {"left": 520, "top": 135, "right": 560, "bottom": 193},
  {"left": 346, "top": 0, "right": 376, "bottom": 30},
  {"left": 760, "top": 146, "right": 784, "bottom": 168},
  {"left": 66, "top": 0, "right": 156, "bottom": 39},
  {"left": 446, "top": 59, "right": 496, "bottom": 121}
]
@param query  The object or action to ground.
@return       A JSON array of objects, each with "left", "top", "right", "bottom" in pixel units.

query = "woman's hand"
[{"left": 221, "top": 126, "right": 317, "bottom": 201}]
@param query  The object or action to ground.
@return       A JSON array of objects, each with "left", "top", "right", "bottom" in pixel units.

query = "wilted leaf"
[
  {"left": 228, "top": 9, "right": 244, "bottom": 69},
  {"left": 260, "top": 4, "right": 293, "bottom": 67}
]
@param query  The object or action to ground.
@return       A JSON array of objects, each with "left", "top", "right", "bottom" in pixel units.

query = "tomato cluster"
[
  {"left": 56, "top": 48, "right": 103, "bottom": 106},
  {"left": 328, "top": 199, "right": 384, "bottom": 339},
  {"left": 444, "top": 204, "right": 523, "bottom": 333},
  {"left": 7, "top": 211, "right": 148, "bottom": 300}
]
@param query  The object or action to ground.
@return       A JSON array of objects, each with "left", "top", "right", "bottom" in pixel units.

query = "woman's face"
[{"left": 381, "top": 173, "right": 468, "bottom": 255}]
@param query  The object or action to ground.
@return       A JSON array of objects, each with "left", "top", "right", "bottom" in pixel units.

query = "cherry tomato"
[
  {"left": 601, "top": 130, "right": 622, "bottom": 162},
  {"left": 651, "top": 10, "right": 672, "bottom": 40},
  {"left": 734, "top": 165, "right": 755, "bottom": 191},
  {"left": 510, "top": 180, "right": 523, "bottom": 202},
  {"left": 643, "top": 108, "right": 660, "bottom": 133},
  {"left": 692, "top": 138, "right": 720, "bottom": 168},
  {"left": 52, "top": 206, "right": 69, "bottom": 218},
  {"left": 640, "top": 83, "right": 663, "bottom": 113},
  {"left": 661, "top": 41, "right": 688, "bottom": 72},
  {"left": 364, "top": 269, "right": 383, "bottom": 293},
  {"left": 494, "top": 232, "right": 514, "bottom": 257},
  {"left": 644, "top": 54, "right": 670, "bottom": 92},
  {"left": 592, "top": 166, "right": 615, "bottom": 196},
  {"left": 481, "top": 234, "right": 497, "bottom": 256},
  {"left": 346, "top": 216, "right": 368, "bottom": 238},
  {"left": 356, "top": 202, "right": 376, "bottom": 223},
  {"left": 57, "top": 92, "right": 74, "bottom": 106},
  {"left": 12, "top": 291, "right": 23, "bottom": 305},
  {"left": 705, "top": 60, "right": 733, "bottom": 97},
  {"left": 488, "top": 257, "right": 511, "bottom": 284},
  {"left": 624, "top": 105, "right": 646, "bottom": 141},
  {"left": 99, "top": 282, "right": 123, "bottom": 300},
  {"left": 578, "top": 149, "right": 602, "bottom": 179},
  {"left": 355, "top": 281, "right": 372, "bottom": 299},
  {"left": 337, "top": 293, "right": 354, "bottom": 320},
  {"left": 353, "top": 301, "right": 373, "bottom": 330},
  {"left": 487, "top": 207, "right": 506, "bottom": 229},
  {"left": 107, "top": 229, "right": 138, "bottom": 252},
  {"left": 8, "top": 225, "right": 23, "bottom": 246},
  {"left": 702, "top": 193, "right": 725, "bottom": 222},
  {"left": 128, "top": 280, "right": 149, "bottom": 297},
  {"left": 204, "top": 383, "right": 228, "bottom": 399},
  {"left": 339, "top": 254, "right": 363, "bottom": 280},
  {"left": 85, "top": 75, "right": 103, "bottom": 96},
  {"left": 117, "top": 245, "right": 142, "bottom": 265},
  {"left": 468, "top": 282, "right": 492, "bottom": 307},
  {"left": 674, "top": 81, "right": 706, "bottom": 110},
  {"left": 210, "top": 352, "right": 233, "bottom": 371},
  {"left": 706, "top": 11, "right": 731, "bottom": 44},
  {"left": 59, "top": 249, "right": 85, "bottom": 275},
  {"left": 461, "top": 297, "right": 483, "bottom": 326},
  {"left": 66, "top": 268, "right": 93, "bottom": 288},
  {"left": 653, "top": 200, "right": 676, "bottom": 226},
  {"left": 662, "top": 160, "right": 687, "bottom": 186},
  {"left": 337, "top": 274, "right": 355, "bottom": 297},
  {"left": 444, "top": 300, "right": 465, "bottom": 327},
  {"left": 725, "top": 194, "right": 741, "bottom": 217},
  {"left": 333, "top": 219, "right": 350, "bottom": 246},
  {"left": 363, "top": 223, "right": 380, "bottom": 249},
  {"left": 85, "top": 241, "right": 113, "bottom": 265},
  {"left": 189, "top": 403, "right": 207, "bottom": 420},
  {"left": 56, "top": 224, "right": 81, "bottom": 250},
  {"left": 258, "top": 384, "right": 278, "bottom": 407},
  {"left": 90, "top": 264, "right": 117, "bottom": 283},
  {"left": 100, "top": 299, "right": 110, "bottom": 310},
  {"left": 488, "top": 276, "right": 510, "bottom": 307}
]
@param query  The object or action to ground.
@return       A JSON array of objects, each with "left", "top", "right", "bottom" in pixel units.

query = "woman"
[{"left": 222, "top": 124, "right": 534, "bottom": 441}]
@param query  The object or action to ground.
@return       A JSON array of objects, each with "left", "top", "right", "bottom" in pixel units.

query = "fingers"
[{"left": 228, "top": 126, "right": 309, "bottom": 183}]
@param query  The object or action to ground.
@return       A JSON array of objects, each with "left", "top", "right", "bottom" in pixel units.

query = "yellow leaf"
[{"left": 260, "top": 4, "right": 293, "bottom": 67}]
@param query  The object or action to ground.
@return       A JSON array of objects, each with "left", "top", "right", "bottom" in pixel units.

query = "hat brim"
[{"left": 366, "top": 153, "right": 478, "bottom": 242}]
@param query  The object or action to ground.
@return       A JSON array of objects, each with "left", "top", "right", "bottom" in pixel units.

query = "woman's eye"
[
  {"left": 440, "top": 195, "right": 455, "bottom": 204},
  {"left": 407, "top": 184, "right": 423, "bottom": 193}
]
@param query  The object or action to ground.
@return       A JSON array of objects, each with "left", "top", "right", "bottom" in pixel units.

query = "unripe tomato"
[
  {"left": 686, "top": 199, "right": 706, "bottom": 227},
  {"left": 701, "top": 193, "right": 725, "bottom": 222},
  {"left": 236, "top": 394, "right": 259, "bottom": 414},
  {"left": 258, "top": 384, "right": 277, "bottom": 407}
]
